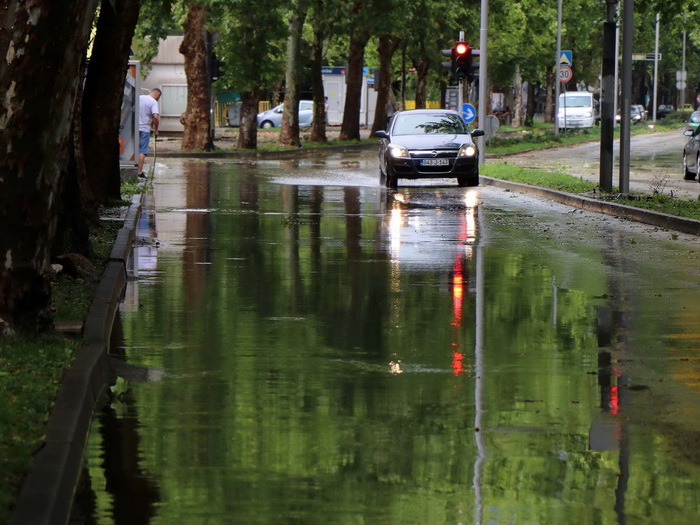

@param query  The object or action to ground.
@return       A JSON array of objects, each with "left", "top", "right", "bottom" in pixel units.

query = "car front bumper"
[{"left": 387, "top": 155, "right": 478, "bottom": 179}]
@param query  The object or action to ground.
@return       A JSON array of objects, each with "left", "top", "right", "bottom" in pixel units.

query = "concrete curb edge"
[{"left": 11, "top": 195, "right": 143, "bottom": 525}]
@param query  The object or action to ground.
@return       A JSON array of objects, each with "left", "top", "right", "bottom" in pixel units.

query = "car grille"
[{"left": 409, "top": 149, "right": 458, "bottom": 158}]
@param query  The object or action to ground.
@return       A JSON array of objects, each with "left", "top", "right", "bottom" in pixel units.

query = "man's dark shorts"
[{"left": 139, "top": 131, "right": 150, "bottom": 155}]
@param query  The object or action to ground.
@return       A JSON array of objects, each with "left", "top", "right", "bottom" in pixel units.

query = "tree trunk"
[
  {"left": 0, "top": 0, "right": 99, "bottom": 336},
  {"left": 525, "top": 81, "right": 535, "bottom": 126},
  {"left": 414, "top": 58, "right": 430, "bottom": 109},
  {"left": 339, "top": 33, "right": 369, "bottom": 141},
  {"left": 237, "top": 90, "right": 261, "bottom": 149},
  {"left": 280, "top": 0, "right": 308, "bottom": 147},
  {"left": 545, "top": 67, "right": 554, "bottom": 124},
  {"left": 370, "top": 35, "right": 399, "bottom": 135},
  {"left": 82, "top": 0, "right": 141, "bottom": 206},
  {"left": 512, "top": 65, "right": 523, "bottom": 128},
  {"left": 180, "top": 3, "right": 214, "bottom": 152},
  {"left": 54, "top": 60, "right": 97, "bottom": 259},
  {"left": 308, "top": 5, "right": 327, "bottom": 143}
]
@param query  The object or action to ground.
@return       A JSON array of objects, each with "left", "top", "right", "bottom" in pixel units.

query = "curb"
[
  {"left": 11, "top": 195, "right": 143, "bottom": 525},
  {"left": 481, "top": 176, "right": 700, "bottom": 236}
]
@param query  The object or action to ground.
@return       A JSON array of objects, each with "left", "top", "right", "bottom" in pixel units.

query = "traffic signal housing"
[
  {"left": 442, "top": 41, "right": 476, "bottom": 83},
  {"left": 453, "top": 41, "right": 471, "bottom": 82}
]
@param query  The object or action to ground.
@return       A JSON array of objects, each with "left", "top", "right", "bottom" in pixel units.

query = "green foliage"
[
  {"left": 0, "top": 335, "right": 80, "bottom": 522},
  {"left": 210, "top": 0, "right": 289, "bottom": 93},
  {"left": 132, "top": 0, "right": 182, "bottom": 73}
]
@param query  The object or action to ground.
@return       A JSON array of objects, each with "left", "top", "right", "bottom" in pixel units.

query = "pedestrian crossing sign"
[{"left": 559, "top": 50, "right": 572, "bottom": 66}]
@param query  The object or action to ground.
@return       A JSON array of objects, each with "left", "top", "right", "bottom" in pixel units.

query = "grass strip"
[{"left": 0, "top": 218, "right": 121, "bottom": 522}]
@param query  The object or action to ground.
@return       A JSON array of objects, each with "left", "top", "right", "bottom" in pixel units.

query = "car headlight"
[
  {"left": 388, "top": 144, "right": 410, "bottom": 159},
  {"left": 458, "top": 144, "right": 477, "bottom": 157},
  {"left": 584, "top": 111, "right": 592, "bottom": 118}
]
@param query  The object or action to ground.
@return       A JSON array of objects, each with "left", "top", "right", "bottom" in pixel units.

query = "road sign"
[
  {"left": 484, "top": 115, "right": 499, "bottom": 135},
  {"left": 559, "top": 66, "right": 573, "bottom": 83},
  {"left": 462, "top": 103, "right": 476, "bottom": 123},
  {"left": 632, "top": 53, "right": 662, "bottom": 61},
  {"left": 559, "top": 50, "right": 572, "bottom": 66},
  {"left": 676, "top": 70, "right": 686, "bottom": 81},
  {"left": 677, "top": 81, "right": 686, "bottom": 90}
]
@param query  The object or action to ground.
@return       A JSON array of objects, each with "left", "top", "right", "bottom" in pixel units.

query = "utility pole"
[
  {"left": 652, "top": 13, "right": 659, "bottom": 123},
  {"left": 554, "top": 0, "right": 562, "bottom": 137},
  {"left": 599, "top": 0, "right": 618, "bottom": 193},
  {"left": 477, "top": 0, "right": 489, "bottom": 164},
  {"left": 619, "top": 0, "right": 633, "bottom": 195}
]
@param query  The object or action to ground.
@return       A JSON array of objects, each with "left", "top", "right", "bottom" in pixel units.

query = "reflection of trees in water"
[{"left": 72, "top": 316, "right": 161, "bottom": 523}]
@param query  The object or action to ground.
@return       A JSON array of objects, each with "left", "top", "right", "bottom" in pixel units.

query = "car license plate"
[{"left": 420, "top": 158, "right": 449, "bottom": 166}]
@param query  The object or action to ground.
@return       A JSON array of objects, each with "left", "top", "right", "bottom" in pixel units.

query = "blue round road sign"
[{"left": 462, "top": 103, "right": 476, "bottom": 123}]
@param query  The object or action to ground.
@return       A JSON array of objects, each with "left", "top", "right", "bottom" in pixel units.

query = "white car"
[{"left": 257, "top": 100, "right": 314, "bottom": 129}]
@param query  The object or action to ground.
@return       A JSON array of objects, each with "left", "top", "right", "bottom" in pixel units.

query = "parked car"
[
  {"left": 615, "top": 104, "right": 646, "bottom": 124},
  {"left": 374, "top": 109, "right": 485, "bottom": 189},
  {"left": 682, "top": 126, "right": 700, "bottom": 180},
  {"left": 686, "top": 111, "right": 700, "bottom": 132},
  {"left": 257, "top": 100, "right": 313, "bottom": 129},
  {"left": 657, "top": 104, "right": 674, "bottom": 118}
]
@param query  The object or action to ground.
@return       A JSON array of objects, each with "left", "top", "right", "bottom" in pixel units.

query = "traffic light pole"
[
  {"left": 477, "top": 0, "right": 489, "bottom": 164},
  {"left": 458, "top": 31, "right": 465, "bottom": 114}
]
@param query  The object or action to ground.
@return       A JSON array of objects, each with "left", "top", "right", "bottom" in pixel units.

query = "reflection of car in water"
[
  {"left": 374, "top": 109, "right": 484, "bottom": 189},
  {"left": 256, "top": 101, "right": 314, "bottom": 129}
]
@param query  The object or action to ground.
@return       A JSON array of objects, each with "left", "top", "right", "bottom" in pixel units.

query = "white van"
[{"left": 557, "top": 91, "right": 599, "bottom": 130}]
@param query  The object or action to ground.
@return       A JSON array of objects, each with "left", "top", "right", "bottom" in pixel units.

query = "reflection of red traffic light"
[{"left": 608, "top": 385, "right": 619, "bottom": 415}]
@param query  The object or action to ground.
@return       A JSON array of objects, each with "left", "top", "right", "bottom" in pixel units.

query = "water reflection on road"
[{"left": 82, "top": 152, "right": 700, "bottom": 523}]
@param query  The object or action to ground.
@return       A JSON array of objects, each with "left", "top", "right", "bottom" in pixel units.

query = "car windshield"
[
  {"left": 392, "top": 113, "right": 466, "bottom": 135},
  {"left": 562, "top": 96, "right": 591, "bottom": 108},
  {"left": 689, "top": 112, "right": 700, "bottom": 123}
]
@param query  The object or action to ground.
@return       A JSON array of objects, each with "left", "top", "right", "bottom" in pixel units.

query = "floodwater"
[{"left": 79, "top": 150, "right": 700, "bottom": 524}]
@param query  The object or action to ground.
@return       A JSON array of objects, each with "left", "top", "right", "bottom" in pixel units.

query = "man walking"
[{"left": 138, "top": 88, "right": 161, "bottom": 178}]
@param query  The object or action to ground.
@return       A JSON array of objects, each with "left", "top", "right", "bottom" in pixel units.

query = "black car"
[
  {"left": 374, "top": 109, "right": 485, "bottom": 188},
  {"left": 657, "top": 104, "right": 674, "bottom": 118},
  {"left": 683, "top": 126, "right": 700, "bottom": 180}
]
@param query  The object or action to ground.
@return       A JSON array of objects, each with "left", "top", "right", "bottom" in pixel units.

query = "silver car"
[
  {"left": 257, "top": 100, "right": 314, "bottom": 129},
  {"left": 683, "top": 126, "right": 700, "bottom": 180}
]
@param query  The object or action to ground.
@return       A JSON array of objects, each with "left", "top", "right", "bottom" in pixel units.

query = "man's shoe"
[{"left": 138, "top": 172, "right": 147, "bottom": 179}]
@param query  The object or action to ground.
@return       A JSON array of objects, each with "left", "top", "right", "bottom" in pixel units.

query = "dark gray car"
[{"left": 374, "top": 109, "right": 484, "bottom": 189}]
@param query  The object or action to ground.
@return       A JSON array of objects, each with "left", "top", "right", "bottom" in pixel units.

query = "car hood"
[{"left": 389, "top": 134, "right": 472, "bottom": 149}]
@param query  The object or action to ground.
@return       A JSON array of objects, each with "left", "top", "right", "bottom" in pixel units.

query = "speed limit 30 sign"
[{"left": 559, "top": 66, "right": 573, "bottom": 83}]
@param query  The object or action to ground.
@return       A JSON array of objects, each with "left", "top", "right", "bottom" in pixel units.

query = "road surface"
[{"left": 496, "top": 128, "right": 698, "bottom": 198}]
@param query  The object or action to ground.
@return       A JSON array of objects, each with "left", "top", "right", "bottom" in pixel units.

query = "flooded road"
[{"left": 82, "top": 149, "right": 700, "bottom": 524}]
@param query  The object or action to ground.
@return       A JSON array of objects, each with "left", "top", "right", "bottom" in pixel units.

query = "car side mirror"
[
  {"left": 684, "top": 130, "right": 693, "bottom": 136},
  {"left": 374, "top": 130, "right": 390, "bottom": 139},
  {"left": 471, "top": 129, "right": 485, "bottom": 137}
]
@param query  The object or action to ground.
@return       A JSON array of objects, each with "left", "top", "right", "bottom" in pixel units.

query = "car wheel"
[
  {"left": 683, "top": 151, "right": 696, "bottom": 180},
  {"left": 457, "top": 169, "right": 479, "bottom": 187},
  {"left": 260, "top": 121, "right": 274, "bottom": 129}
]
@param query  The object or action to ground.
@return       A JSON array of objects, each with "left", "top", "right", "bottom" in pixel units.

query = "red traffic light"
[{"left": 454, "top": 42, "right": 469, "bottom": 56}]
